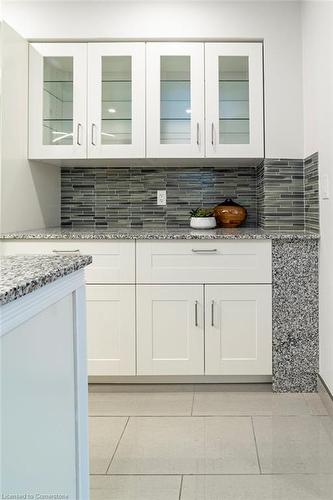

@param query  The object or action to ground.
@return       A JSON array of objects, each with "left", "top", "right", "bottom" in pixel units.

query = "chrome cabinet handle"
[
  {"left": 192, "top": 248, "right": 218, "bottom": 253},
  {"left": 211, "top": 300, "right": 215, "bottom": 327},
  {"left": 196, "top": 122, "right": 200, "bottom": 146},
  {"left": 91, "top": 123, "right": 97, "bottom": 146},
  {"left": 195, "top": 300, "right": 198, "bottom": 327},
  {"left": 211, "top": 122, "right": 215, "bottom": 146},
  {"left": 52, "top": 249, "right": 80, "bottom": 254},
  {"left": 77, "top": 123, "right": 82, "bottom": 146}
]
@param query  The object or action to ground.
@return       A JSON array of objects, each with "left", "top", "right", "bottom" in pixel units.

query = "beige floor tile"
[
  {"left": 90, "top": 475, "right": 181, "bottom": 500},
  {"left": 193, "top": 392, "right": 311, "bottom": 416},
  {"left": 181, "top": 474, "right": 333, "bottom": 500},
  {"left": 109, "top": 416, "right": 259, "bottom": 474},
  {"left": 89, "top": 390, "right": 193, "bottom": 416},
  {"left": 89, "top": 417, "right": 128, "bottom": 474},
  {"left": 253, "top": 416, "right": 333, "bottom": 474},
  {"left": 304, "top": 393, "right": 329, "bottom": 415}
]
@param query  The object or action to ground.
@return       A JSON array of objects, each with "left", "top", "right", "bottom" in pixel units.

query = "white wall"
[
  {"left": 3, "top": 0, "right": 304, "bottom": 159},
  {"left": 302, "top": 1, "right": 333, "bottom": 394},
  {"left": 1, "top": 22, "right": 60, "bottom": 232}
]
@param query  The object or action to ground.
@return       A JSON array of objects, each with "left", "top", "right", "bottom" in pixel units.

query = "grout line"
[
  {"left": 178, "top": 475, "right": 184, "bottom": 500},
  {"left": 90, "top": 413, "right": 314, "bottom": 418},
  {"left": 105, "top": 416, "right": 130, "bottom": 475},
  {"left": 191, "top": 391, "right": 195, "bottom": 416},
  {"left": 90, "top": 473, "right": 183, "bottom": 477},
  {"left": 90, "top": 414, "right": 254, "bottom": 418},
  {"left": 89, "top": 472, "right": 333, "bottom": 477},
  {"left": 251, "top": 416, "right": 262, "bottom": 474}
]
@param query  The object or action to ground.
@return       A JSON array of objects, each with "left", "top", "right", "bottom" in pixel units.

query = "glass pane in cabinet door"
[
  {"left": 101, "top": 56, "right": 132, "bottom": 145},
  {"left": 219, "top": 56, "right": 249, "bottom": 144},
  {"left": 43, "top": 57, "right": 73, "bottom": 145},
  {"left": 160, "top": 56, "right": 191, "bottom": 144}
]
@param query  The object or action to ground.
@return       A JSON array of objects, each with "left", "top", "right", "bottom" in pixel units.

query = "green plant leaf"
[{"left": 190, "top": 207, "right": 214, "bottom": 217}]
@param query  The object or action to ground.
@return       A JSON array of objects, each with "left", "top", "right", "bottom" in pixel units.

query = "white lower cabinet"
[
  {"left": 205, "top": 285, "right": 272, "bottom": 375},
  {"left": 86, "top": 285, "right": 136, "bottom": 376},
  {"left": 3, "top": 239, "right": 272, "bottom": 378},
  {"left": 137, "top": 285, "right": 204, "bottom": 375}
]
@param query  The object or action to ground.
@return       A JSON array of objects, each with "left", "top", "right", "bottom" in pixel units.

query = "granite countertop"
[
  {"left": 0, "top": 254, "right": 92, "bottom": 306},
  {"left": 0, "top": 227, "right": 320, "bottom": 241}
]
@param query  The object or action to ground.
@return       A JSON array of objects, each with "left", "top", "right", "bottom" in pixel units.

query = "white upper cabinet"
[
  {"left": 29, "top": 42, "right": 264, "bottom": 160},
  {"left": 87, "top": 43, "right": 145, "bottom": 158},
  {"left": 146, "top": 43, "right": 205, "bottom": 158},
  {"left": 205, "top": 43, "right": 264, "bottom": 158},
  {"left": 29, "top": 43, "right": 87, "bottom": 160}
]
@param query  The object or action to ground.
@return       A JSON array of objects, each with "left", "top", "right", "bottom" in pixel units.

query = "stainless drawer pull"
[
  {"left": 211, "top": 122, "right": 215, "bottom": 146},
  {"left": 192, "top": 249, "right": 218, "bottom": 253},
  {"left": 91, "top": 123, "right": 97, "bottom": 146},
  {"left": 195, "top": 300, "right": 198, "bottom": 327},
  {"left": 77, "top": 123, "right": 82, "bottom": 146},
  {"left": 52, "top": 249, "right": 80, "bottom": 255},
  {"left": 211, "top": 300, "right": 215, "bottom": 327}
]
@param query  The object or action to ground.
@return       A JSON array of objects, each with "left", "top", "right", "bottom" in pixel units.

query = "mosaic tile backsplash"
[
  {"left": 304, "top": 153, "right": 319, "bottom": 232},
  {"left": 61, "top": 166, "right": 258, "bottom": 228},
  {"left": 257, "top": 159, "right": 305, "bottom": 230},
  {"left": 61, "top": 155, "right": 320, "bottom": 231}
]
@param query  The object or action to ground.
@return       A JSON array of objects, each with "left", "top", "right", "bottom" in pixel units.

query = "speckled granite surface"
[
  {"left": 0, "top": 227, "right": 320, "bottom": 241},
  {"left": 272, "top": 239, "right": 319, "bottom": 392},
  {"left": 0, "top": 255, "right": 92, "bottom": 306}
]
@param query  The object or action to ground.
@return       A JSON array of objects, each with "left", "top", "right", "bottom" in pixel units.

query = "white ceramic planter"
[{"left": 190, "top": 217, "right": 217, "bottom": 229}]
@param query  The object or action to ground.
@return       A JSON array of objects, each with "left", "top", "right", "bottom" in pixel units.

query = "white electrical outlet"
[{"left": 157, "top": 190, "right": 167, "bottom": 206}]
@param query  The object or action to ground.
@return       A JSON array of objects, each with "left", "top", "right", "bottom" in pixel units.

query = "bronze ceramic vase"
[{"left": 214, "top": 198, "right": 247, "bottom": 228}]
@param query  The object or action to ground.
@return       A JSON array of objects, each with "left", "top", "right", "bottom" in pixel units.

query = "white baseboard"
[{"left": 318, "top": 375, "right": 333, "bottom": 418}]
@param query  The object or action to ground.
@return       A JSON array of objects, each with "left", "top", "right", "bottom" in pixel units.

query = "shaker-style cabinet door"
[
  {"left": 29, "top": 43, "right": 87, "bottom": 159},
  {"left": 205, "top": 285, "right": 272, "bottom": 375},
  {"left": 146, "top": 43, "right": 205, "bottom": 158},
  {"left": 86, "top": 285, "right": 136, "bottom": 376},
  {"left": 205, "top": 43, "right": 264, "bottom": 158},
  {"left": 87, "top": 43, "right": 145, "bottom": 158},
  {"left": 137, "top": 285, "right": 204, "bottom": 375}
]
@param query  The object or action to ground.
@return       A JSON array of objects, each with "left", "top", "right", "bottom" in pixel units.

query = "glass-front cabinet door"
[
  {"left": 29, "top": 43, "right": 87, "bottom": 159},
  {"left": 88, "top": 43, "right": 145, "bottom": 158},
  {"left": 146, "top": 43, "right": 204, "bottom": 158},
  {"left": 205, "top": 43, "right": 264, "bottom": 158}
]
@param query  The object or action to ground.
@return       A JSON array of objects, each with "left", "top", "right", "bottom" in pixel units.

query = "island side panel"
[
  {"left": 1, "top": 293, "right": 78, "bottom": 497},
  {"left": 272, "top": 239, "right": 319, "bottom": 392}
]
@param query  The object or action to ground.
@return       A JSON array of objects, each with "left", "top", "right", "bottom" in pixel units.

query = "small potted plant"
[{"left": 190, "top": 207, "right": 217, "bottom": 229}]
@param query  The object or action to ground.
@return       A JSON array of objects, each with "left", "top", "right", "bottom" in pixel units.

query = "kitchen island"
[{"left": 1, "top": 254, "right": 92, "bottom": 499}]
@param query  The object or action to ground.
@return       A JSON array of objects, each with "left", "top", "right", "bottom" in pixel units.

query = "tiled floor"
[{"left": 89, "top": 384, "right": 333, "bottom": 499}]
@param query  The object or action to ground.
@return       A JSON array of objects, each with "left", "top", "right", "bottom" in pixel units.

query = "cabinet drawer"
[
  {"left": 136, "top": 240, "right": 272, "bottom": 284},
  {"left": 2, "top": 241, "right": 135, "bottom": 284}
]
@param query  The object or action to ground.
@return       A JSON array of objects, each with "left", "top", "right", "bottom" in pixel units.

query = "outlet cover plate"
[{"left": 157, "top": 190, "right": 167, "bottom": 206}]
